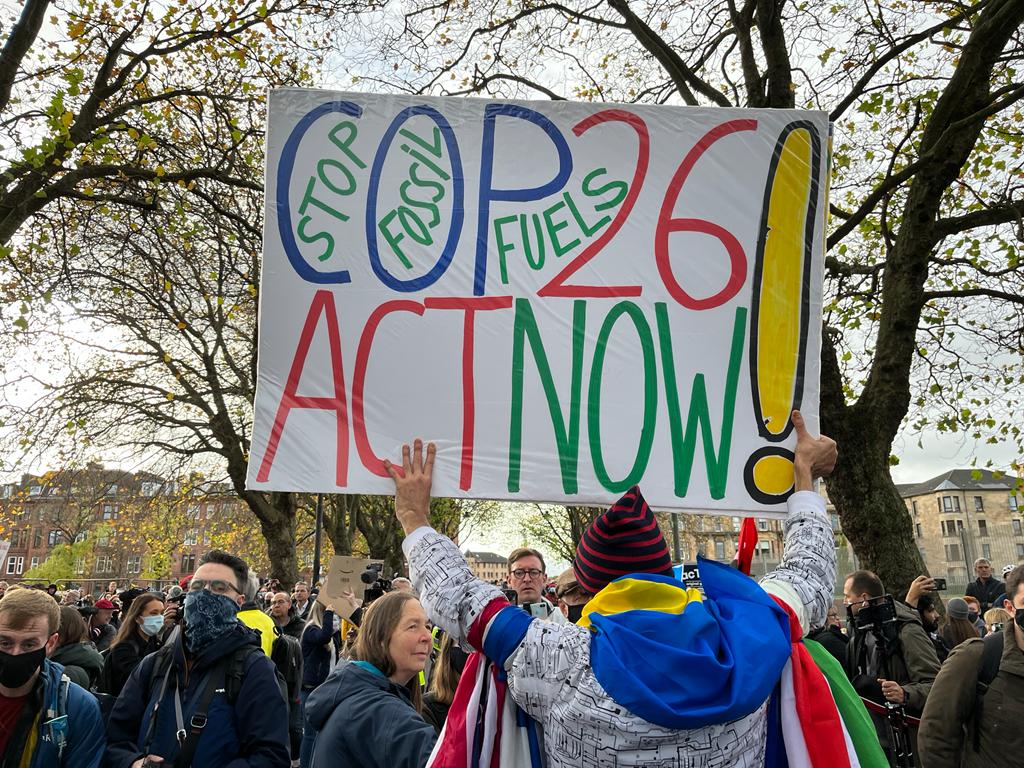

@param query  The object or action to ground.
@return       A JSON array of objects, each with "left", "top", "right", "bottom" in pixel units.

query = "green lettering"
[
  {"left": 582, "top": 168, "right": 627, "bottom": 211},
  {"left": 298, "top": 177, "right": 348, "bottom": 222},
  {"left": 296, "top": 216, "right": 334, "bottom": 261},
  {"left": 328, "top": 121, "right": 366, "bottom": 169},
  {"left": 655, "top": 304, "right": 746, "bottom": 499},
  {"left": 493, "top": 215, "right": 518, "bottom": 284},
  {"left": 317, "top": 158, "right": 356, "bottom": 197},
  {"left": 588, "top": 302, "right": 657, "bottom": 492},
  {"left": 400, "top": 179, "right": 440, "bottom": 228},
  {"left": 508, "top": 298, "right": 586, "bottom": 493},
  {"left": 378, "top": 210, "right": 413, "bottom": 269},
  {"left": 543, "top": 200, "right": 580, "bottom": 257},
  {"left": 521, "top": 213, "right": 546, "bottom": 270},
  {"left": 563, "top": 190, "right": 609, "bottom": 237}
]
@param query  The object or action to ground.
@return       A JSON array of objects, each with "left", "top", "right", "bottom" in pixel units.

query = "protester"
[
  {"left": 98, "top": 592, "right": 165, "bottom": 697},
  {"left": 554, "top": 568, "right": 592, "bottom": 624},
  {"left": 0, "top": 587, "right": 104, "bottom": 766},
  {"left": 903, "top": 575, "right": 948, "bottom": 662},
  {"left": 51, "top": 606, "right": 105, "bottom": 690},
  {"left": 965, "top": 558, "right": 1004, "bottom": 612},
  {"left": 382, "top": 411, "right": 862, "bottom": 767},
  {"left": 918, "top": 564, "right": 1024, "bottom": 767},
  {"left": 238, "top": 572, "right": 278, "bottom": 656},
  {"left": 0, "top": 581, "right": 8, "bottom": 599},
  {"left": 105, "top": 550, "right": 290, "bottom": 768},
  {"left": 961, "top": 595, "right": 988, "bottom": 635},
  {"left": 46, "top": 584, "right": 59, "bottom": 600},
  {"left": 982, "top": 606, "right": 1010, "bottom": 634},
  {"left": 505, "top": 546, "right": 560, "bottom": 619},
  {"left": 391, "top": 577, "right": 415, "bottom": 593},
  {"left": 422, "top": 631, "right": 469, "bottom": 734},
  {"left": 298, "top": 598, "right": 348, "bottom": 768},
  {"left": 844, "top": 569, "right": 940, "bottom": 764},
  {"left": 304, "top": 590, "right": 437, "bottom": 767},
  {"left": 808, "top": 605, "right": 849, "bottom": 664},
  {"left": 84, "top": 598, "right": 116, "bottom": 652},
  {"left": 939, "top": 597, "right": 981, "bottom": 649},
  {"left": 293, "top": 582, "right": 313, "bottom": 620},
  {"left": 62, "top": 589, "right": 82, "bottom": 606},
  {"left": 269, "top": 591, "right": 305, "bottom": 639}
]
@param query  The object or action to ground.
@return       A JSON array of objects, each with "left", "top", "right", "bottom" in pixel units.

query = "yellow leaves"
[
  {"left": 164, "top": 279, "right": 172, "bottom": 291},
  {"left": 68, "top": 19, "right": 87, "bottom": 38},
  {"left": 166, "top": 392, "right": 175, "bottom": 401},
  {"left": 155, "top": 164, "right": 166, "bottom": 177},
  {"left": 176, "top": 320, "right": 186, "bottom": 330}
]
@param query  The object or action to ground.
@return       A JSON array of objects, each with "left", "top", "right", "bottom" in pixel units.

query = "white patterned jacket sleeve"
[
  {"left": 403, "top": 526, "right": 508, "bottom": 649},
  {"left": 759, "top": 490, "right": 836, "bottom": 635}
]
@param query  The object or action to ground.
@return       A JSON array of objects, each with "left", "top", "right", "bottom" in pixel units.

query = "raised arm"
[
  {"left": 387, "top": 441, "right": 507, "bottom": 648},
  {"left": 760, "top": 410, "right": 838, "bottom": 634}
]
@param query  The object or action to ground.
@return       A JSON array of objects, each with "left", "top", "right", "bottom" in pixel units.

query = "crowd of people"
[{"left": 0, "top": 411, "right": 1020, "bottom": 767}]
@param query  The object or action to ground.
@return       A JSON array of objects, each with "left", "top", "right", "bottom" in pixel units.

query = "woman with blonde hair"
[
  {"left": 304, "top": 590, "right": 436, "bottom": 767},
  {"left": 422, "top": 630, "right": 469, "bottom": 733}
]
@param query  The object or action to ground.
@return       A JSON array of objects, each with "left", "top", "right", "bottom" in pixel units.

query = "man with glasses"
[
  {"left": 105, "top": 550, "right": 289, "bottom": 768},
  {"left": 506, "top": 548, "right": 558, "bottom": 620}
]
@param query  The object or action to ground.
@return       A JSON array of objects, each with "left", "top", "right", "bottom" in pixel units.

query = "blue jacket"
[
  {"left": 299, "top": 611, "right": 340, "bottom": 688},
  {"left": 104, "top": 623, "right": 290, "bottom": 768},
  {"left": 305, "top": 659, "right": 436, "bottom": 768},
  {"left": 26, "top": 660, "right": 105, "bottom": 768}
]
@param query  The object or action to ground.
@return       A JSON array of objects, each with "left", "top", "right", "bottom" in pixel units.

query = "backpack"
[
  {"left": 970, "top": 631, "right": 1004, "bottom": 751},
  {"left": 145, "top": 641, "right": 288, "bottom": 708},
  {"left": 269, "top": 628, "right": 303, "bottom": 703}
]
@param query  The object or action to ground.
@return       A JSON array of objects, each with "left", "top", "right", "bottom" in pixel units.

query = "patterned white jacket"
[{"left": 404, "top": 491, "right": 835, "bottom": 768}]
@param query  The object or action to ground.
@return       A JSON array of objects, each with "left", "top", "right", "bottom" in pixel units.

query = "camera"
[
  {"left": 850, "top": 594, "right": 901, "bottom": 647},
  {"left": 932, "top": 577, "right": 947, "bottom": 591},
  {"left": 360, "top": 563, "right": 392, "bottom": 605}
]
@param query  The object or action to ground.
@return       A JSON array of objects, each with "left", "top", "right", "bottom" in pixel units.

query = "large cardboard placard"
[
  {"left": 317, "top": 555, "right": 384, "bottom": 618},
  {"left": 247, "top": 89, "right": 829, "bottom": 515}
]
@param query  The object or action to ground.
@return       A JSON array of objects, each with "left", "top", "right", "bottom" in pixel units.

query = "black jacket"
[
  {"left": 965, "top": 577, "right": 1006, "bottom": 612},
  {"left": 276, "top": 613, "right": 305, "bottom": 640},
  {"left": 51, "top": 641, "right": 105, "bottom": 689},
  {"left": 300, "top": 611, "right": 341, "bottom": 688},
  {"left": 105, "top": 623, "right": 290, "bottom": 768},
  {"left": 305, "top": 659, "right": 436, "bottom": 768},
  {"left": 99, "top": 629, "right": 160, "bottom": 696},
  {"left": 807, "top": 625, "right": 848, "bottom": 665}
]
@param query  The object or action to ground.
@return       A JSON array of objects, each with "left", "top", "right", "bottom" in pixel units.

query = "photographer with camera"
[{"left": 844, "top": 570, "right": 941, "bottom": 768}]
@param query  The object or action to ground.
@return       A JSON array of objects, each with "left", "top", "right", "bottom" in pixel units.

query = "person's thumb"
[{"left": 791, "top": 409, "right": 807, "bottom": 438}]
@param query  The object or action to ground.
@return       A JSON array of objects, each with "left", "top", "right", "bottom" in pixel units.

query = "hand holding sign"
[
  {"left": 384, "top": 439, "right": 436, "bottom": 535},
  {"left": 792, "top": 410, "right": 837, "bottom": 491}
]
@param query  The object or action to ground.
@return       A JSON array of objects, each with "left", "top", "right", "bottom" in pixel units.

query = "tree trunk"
[
  {"left": 322, "top": 494, "right": 360, "bottom": 556},
  {"left": 246, "top": 491, "right": 298, "bottom": 584}
]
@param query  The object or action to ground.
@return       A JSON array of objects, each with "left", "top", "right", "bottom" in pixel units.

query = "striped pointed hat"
[{"left": 573, "top": 486, "right": 674, "bottom": 595}]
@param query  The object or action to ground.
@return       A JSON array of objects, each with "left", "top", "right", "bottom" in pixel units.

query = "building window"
[
  {"left": 47, "top": 530, "right": 61, "bottom": 546},
  {"left": 731, "top": 517, "right": 741, "bottom": 532},
  {"left": 974, "top": 496, "right": 984, "bottom": 512},
  {"left": 126, "top": 556, "right": 141, "bottom": 574},
  {"left": 181, "top": 554, "right": 196, "bottom": 572},
  {"left": 74, "top": 557, "right": 85, "bottom": 574},
  {"left": 184, "top": 529, "right": 198, "bottom": 546},
  {"left": 944, "top": 543, "right": 961, "bottom": 562},
  {"left": 714, "top": 541, "right": 726, "bottom": 560},
  {"left": 75, "top": 531, "right": 87, "bottom": 543},
  {"left": 29, "top": 557, "right": 39, "bottom": 570},
  {"left": 978, "top": 520, "right": 988, "bottom": 537},
  {"left": 1009, "top": 495, "right": 1019, "bottom": 511},
  {"left": 1013, "top": 519, "right": 1023, "bottom": 536},
  {"left": 5, "top": 557, "right": 16, "bottom": 575},
  {"left": 912, "top": 500, "right": 919, "bottom": 517},
  {"left": 95, "top": 555, "right": 112, "bottom": 573},
  {"left": 97, "top": 533, "right": 109, "bottom": 547},
  {"left": 982, "top": 543, "right": 991, "bottom": 559},
  {"left": 714, "top": 519, "right": 724, "bottom": 533},
  {"left": 141, "top": 481, "right": 160, "bottom": 497},
  {"left": 757, "top": 519, "right": 768, "bottom": 531},
  {"left": 915, "top": 524, "right": 923, "bottom": 538},
  {"left": 1017, "top": 543, "right": 1024, "bottom": 558},
  {"left": 33, "top": 529, "right": 41, "bottom": 547},
  {"left": 102, "top": 504, "right": 114, "bottom": 520}
]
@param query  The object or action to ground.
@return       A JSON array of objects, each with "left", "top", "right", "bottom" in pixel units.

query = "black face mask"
[
  {"left": 0, "top": 646, "right": 46, "bottom": 689},
  {"left": 1016, "top": 610, "right": 1024, "bottom": 633},
  {"left": 566, "top": 603, "right": 586, "bottom": 624}
]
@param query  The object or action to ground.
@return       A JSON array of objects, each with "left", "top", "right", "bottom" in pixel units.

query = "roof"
[
  {"left": 464, "top": 550, "right": 507, "bottom": 564},
  {"left": 898, "top": 469, "right": 1021, "bottom": 498}
]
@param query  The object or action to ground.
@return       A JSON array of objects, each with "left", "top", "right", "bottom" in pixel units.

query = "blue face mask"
[
  {"left": 140, "top": 615, "right": 164, "bottom": 637},
  {"left": 184, "top": 589, "right": 239, "bottom": 652}
]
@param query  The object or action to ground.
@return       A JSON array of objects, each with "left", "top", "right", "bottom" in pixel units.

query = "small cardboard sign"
[{"left": 317, "top": 555, "right": 383, "bottom": 618}]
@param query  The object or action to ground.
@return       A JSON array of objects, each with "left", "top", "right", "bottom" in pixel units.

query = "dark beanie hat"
[
  {"left": 573, "top": 486, "right": 674, "bottom": 595},
  {"left": 946, "top": 597, "right": 970, "bottom": 621}
]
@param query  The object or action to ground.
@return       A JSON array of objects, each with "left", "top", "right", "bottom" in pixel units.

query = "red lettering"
[
  {"left": 352, "top": 300, "right": 425, "bottom": 476},
  {"left": 256, "top": 290, "right": 349, "bottom": 485},
  {"left": 424, "top": 297, "right": 514, "bottom": 490},
  {"left": 539, "top": 109, "right": 649, "bottom": 298},
  {"left": 655, "top": 119, "right": 757, "bottom": 310}
]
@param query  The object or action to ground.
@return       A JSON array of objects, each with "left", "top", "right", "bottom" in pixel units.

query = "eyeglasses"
[
  {"left": 189, "top": 579, "right": 241, "bottom": 596},
  {"left": 510, "top": 568, "right": 544, "bottom": 580}
]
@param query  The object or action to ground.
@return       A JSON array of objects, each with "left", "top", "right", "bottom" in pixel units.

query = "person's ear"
[
  {"left": 45, "top": 632, "right": 59, "bottom": 657},
  {"left": 235, "top": 594, "right": 246, "bottom": 608}
]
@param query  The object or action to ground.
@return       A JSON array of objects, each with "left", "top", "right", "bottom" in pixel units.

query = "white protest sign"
[{"left": 247, "top": 89, "right": 829, "bottom": 515}]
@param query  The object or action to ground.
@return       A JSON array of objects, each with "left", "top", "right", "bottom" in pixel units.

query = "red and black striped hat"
[{"left": 572, "top": 485, "right": 673, "bottom": 595}]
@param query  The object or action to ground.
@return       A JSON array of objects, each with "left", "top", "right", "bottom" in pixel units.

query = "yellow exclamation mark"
[{"left": 745, "top": 122, "right": 822, "bottom": 505}]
